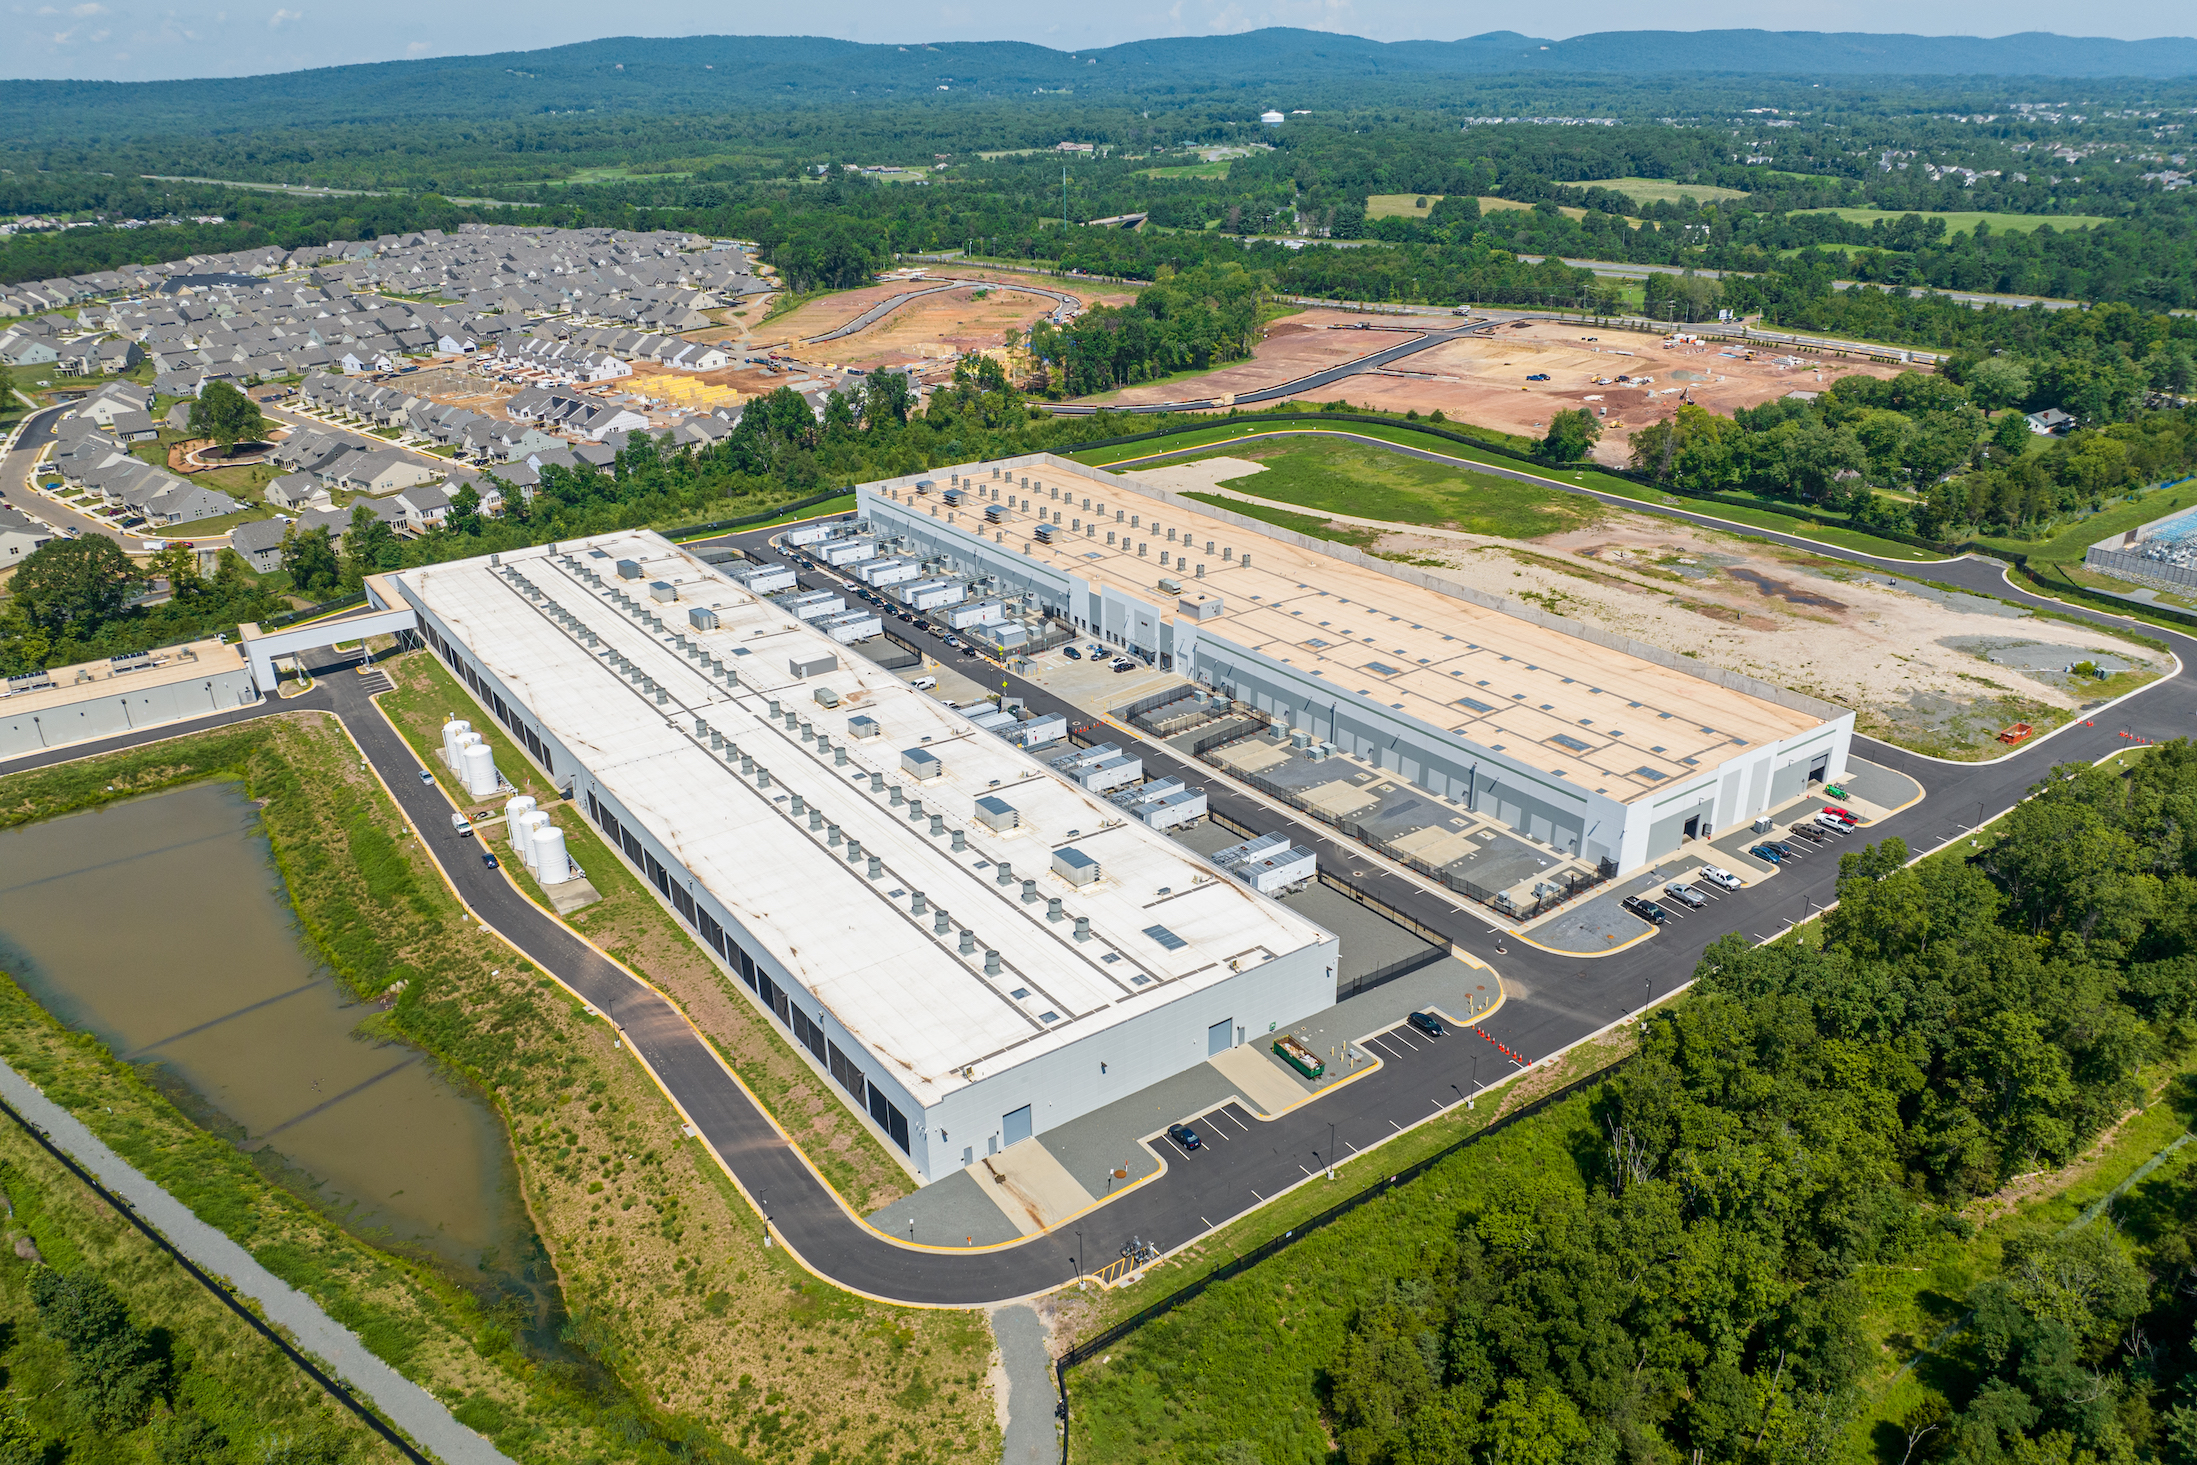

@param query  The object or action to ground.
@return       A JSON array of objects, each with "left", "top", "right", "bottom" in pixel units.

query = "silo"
[
  {"left": 441, "top": 719, "right": 472, "bottom": 768},
  {"left": 504, "top": 795, "right": 537, "bottom": 853},
  {"left": 460, "top": 741, "right": 498, "bottom": 797},
  {"left": 513, "top": 810, "right": 551, "bottom": 868},
  {"left": 532, "top": 824, "right": 572, "bottom": 885}
]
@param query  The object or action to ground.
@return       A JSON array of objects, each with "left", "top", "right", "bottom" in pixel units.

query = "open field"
[
  {"left": 1124, "top": 438, "right": 1606, "bottom": 540},
  {"left": 1129, "top": 453, "right": 2166, "bottom": 757},
  {"left": 1577, "top": 176, "right": 1751, "bottom": 205},
  {"left": 1367, "top": 194, "right": 1643, "bottom": 226},
  {"left": 1792, "top": 207, "right": 2114, "bottom": 235},
  {"left": 1139, "top": 160, "right": 1229, "bottom": 179}
]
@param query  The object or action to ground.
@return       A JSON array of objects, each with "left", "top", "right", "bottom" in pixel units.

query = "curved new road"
[{"left": 6, "top": 461, "right": 2188, "bottom": 1308}]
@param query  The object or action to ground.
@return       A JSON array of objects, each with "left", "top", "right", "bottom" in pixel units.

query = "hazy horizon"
[{"left": 9, "top": 8, "right": 2196, "bottom": 86}]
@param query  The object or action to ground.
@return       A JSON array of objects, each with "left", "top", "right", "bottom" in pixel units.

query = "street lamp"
[
  {"left": 1076, "top": 1228, "right": 1085, "bottom": 1289},
  {"left": 1469, "top": 1054, "right": 1478, "bottom": 1109},
  {"left": 1327, "top": 1121, "right": 1336, "bottom": 1180}
]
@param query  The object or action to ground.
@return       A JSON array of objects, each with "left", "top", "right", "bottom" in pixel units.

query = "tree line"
[{"left": 1329, "top": 744, "right": 2197, "bottom": 1465}]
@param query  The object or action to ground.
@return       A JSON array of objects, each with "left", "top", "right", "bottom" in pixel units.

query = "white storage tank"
[
  {"left": 513, "top": 810, "right": 551, "bottom": 868},
  {"left": 503, "top": 794, "right": 537, "bottom": 846},
  {"left": 441, "top": 719, "right": 472, "bottom": 769},
  {"left": 532, "top": 824, "right": 572, "bottom": 885},
  {"left": 460, "top": 741, "right": 498, "bottom": 797}
]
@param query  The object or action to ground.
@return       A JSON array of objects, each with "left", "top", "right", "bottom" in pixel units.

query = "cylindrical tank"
[
  {"left": 504, "top": 796, "right": 537, "bottom": 851},
  {"left": 460, "top": 741, "right": 498, "bottom": 797},
  {"left": 513, "top": 810, "right": 551, "bottom": 868},
  {"left": 441, "top": 719, "right": 472, "bottom": 769},
  {"left": 531, "top": 824, "right": 571, "bottom": 885}
]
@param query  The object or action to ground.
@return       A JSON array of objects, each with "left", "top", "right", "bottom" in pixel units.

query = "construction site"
[{"left": 1095, "top": 313, "right": 1909, "bottom": 462}]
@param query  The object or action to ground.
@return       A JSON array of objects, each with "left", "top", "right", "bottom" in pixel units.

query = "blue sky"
[{"left": 7, "top": 2, "right": 2190, "bottom": 82}]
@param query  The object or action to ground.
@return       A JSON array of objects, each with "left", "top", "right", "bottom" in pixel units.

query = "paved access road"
[{"left": 8, "top": 499, "right": 2189, "bottom": 1308}]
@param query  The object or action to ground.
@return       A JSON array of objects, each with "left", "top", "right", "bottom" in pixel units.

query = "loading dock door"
[
  {"left": 1808, "top": 754, "right": 1830, "bottom": 783},
  {"left": 1002, "top": 1105, "right": 1033, "bottom": 1148},
  {"left": 1208, "top": 1018, "right": 1233, "bottom": 1056}
]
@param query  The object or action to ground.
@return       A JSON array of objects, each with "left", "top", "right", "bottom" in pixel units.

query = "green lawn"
[
  {"left": 1181, "top": 492, "right": 1384, "bottom": 550},
  {"left": 1969, "top": 478, "right": 2197, "bottom": 564},
  {"left": 1170, "top": 436, "right": 1606, "bottom": 540},
  {"left": 1793, "top": 207, "right": 2114, "bottom": 236},
  {"left": 1140, "top": 160, "right": 1229, "bottom": 179},
  {"left": 1071, "top": 419, "right": 1947, "bottom": 561},
  {"left": 1578, "top": 176, "right": 1750, "bottom": 206}
]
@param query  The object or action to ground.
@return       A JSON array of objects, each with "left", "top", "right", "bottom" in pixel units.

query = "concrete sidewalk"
[{"left": 0, "top": 1063, "right": 512, "bottom": 1465}]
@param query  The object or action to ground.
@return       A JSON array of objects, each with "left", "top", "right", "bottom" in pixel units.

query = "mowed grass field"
[
  {"left": 1793, "top": 207, "right": 2114, "bottom": 235},
  {"left": 1183, "top": 437, "right": 1606, "bottom": 540},
  {"left": 1140, "top": 159, "right": 1230, "bottom": 179},
  {"left": 1368, "top": 194, "right": 1644, "bottom": 227},
  {"left": 1577, "top": 176, "right": 1751, "bottom": 205}
]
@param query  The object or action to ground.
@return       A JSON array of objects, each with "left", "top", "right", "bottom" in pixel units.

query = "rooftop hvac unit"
[
  {"left": 975, "top": 795, "right": 1020, "bottom": 833},
  {"left": 846, "top": 715, "right": 882, "bottom": 741},
  {"left": 616, "top": 558, "right": 643, "bottom": 579},
  {"left": 649, "top": 580, "right": 677, "bottom": 602},
  {"left": 689, "top": 606, "right": 719, "bottom": 631},
  {"left": 1052, "top": 847, "right": 1101, "bottom": 886},
  {"left": 901, "top": 747, "right": 943, "bottom": 780},
  {"left": 1034, "top": 524, "right": 1055, "bottom": 544},
  {"left": 788, "top": 651, "right": 838, "bottom": 679}
]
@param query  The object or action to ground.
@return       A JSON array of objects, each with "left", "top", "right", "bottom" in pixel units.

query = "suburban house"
[
  {"left": 331, "top": 449, "right": 441, "bottom": 496},
  {"left": 390, "top": 483, "right": 452, "bottom": 533},
  {"left": 0, "top": 505, "right": 54, "bottom": 564},
  {"left": 2026, "top": 408, "right": 2076, "bottom": 435},
  {"left": 227, "top": 516, "right": 291, "bottom": 574},
  {"left": 265, "top": 472, "right": 334, "bottom": 511}
]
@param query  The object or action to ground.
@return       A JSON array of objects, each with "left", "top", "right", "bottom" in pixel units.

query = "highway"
[{"left": 4, "top": 490, "right": 2187, "bottom": 1307}]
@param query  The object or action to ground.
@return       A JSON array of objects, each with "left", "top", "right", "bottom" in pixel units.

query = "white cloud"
[
  {"left": 70, "top": 3, "right": 105, "bottom": 15},
  {"left": 266, "top": 5, "right": 299, "bottom": 24},
  {"left": 405, "top": 38, "right": 429, "bottom": 54}
]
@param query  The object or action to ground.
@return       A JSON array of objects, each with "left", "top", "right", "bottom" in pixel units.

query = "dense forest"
[{"left": 1327, "top": 746, "right": 2197, "bottom": 1465}]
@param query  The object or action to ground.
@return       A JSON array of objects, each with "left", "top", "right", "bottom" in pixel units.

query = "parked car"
[
  {"left": 1748, "top": 843, "right": 1785, "bottom": 864},
  {"left": 482, "top": 851, "right": 499, "bottom": 868},
  {"left": 1819, "top": 806, "right": 1861, "bottom": 825},
  {"left": 1407, "top": 1010, "right": 1446, "bottom": 1037},
  {"left": 1062, "top": 646, "right": 1082, "bottom": 660},
  {"left": 1785, "top": 823, "right": 1828, "bottom": 844},
  {"left": 1525, "top": 372, "right": 1551, "bottom": 381},
  {"left": 1622, "top": 895, "right": 1667, "bottom": 925},
  {"left": 1111, "top": 658, "right": 1137, "bottom": 673},
  {"left": 1814, "top": 811, "right": 1853, "bottom": 832},
  {"left": 943, "top": 636, "right": 964, "bottom": 649},
  {"left": 909, "top": 676, "right": 938, "bottom": 691},
  {"left": 1698, "top": 865, "right": 1744, "bottom": 891},
  {"left": 1166, "top": 1123, "right": 1202, "bottom": 1152},
  {"left": 1663, "top": 882, "right": 1707, "bottom": 909},
  {"left": 1763, "top": 840, "right": 1798, "bottom": 859},
  {"left": 450, "top": 813, "right": 473, "bottom": 837}
]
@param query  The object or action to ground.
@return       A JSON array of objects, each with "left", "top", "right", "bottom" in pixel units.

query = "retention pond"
[{"left": 0, "top": 779, "right": 526, "bottom": 1274}]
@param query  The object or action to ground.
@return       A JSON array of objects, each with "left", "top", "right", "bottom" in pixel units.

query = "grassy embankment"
[
  {"left": 1064, "top": 951, "right": 2196, "bottom": 1465},
  {"left": 0, "top": 715, "right": 998, "bottom": 1463},
  {"left": 1069, "top": 417, "right": 1949, "bottom": 562},
  {"left": 375, "top": 650, "right": 916, "bottom": 1215},
  {"left": 0, "top": 1039, "right": 402, "bottom": 1463}
]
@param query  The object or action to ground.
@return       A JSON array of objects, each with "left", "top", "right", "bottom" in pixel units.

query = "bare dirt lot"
[
  {"left": 1095, "top": 314, "right": 1909, "bottom": 464},
  {"left": 400, "top": 362, "right": 522, "bottom": 421},
  {"left": 754, "top": 273, "right": 1133, "bottom": 372},
  {"left": 1095, "top": 308, "right": 1433, "bottom": 406},
  {"left": 1147, "top": 457, "right": 2166, "bottom": 759}
]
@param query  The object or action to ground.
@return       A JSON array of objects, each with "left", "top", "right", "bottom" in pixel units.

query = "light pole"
[
  {"left": 1469, "top": 1054, "right": 1478, "bottom": 1109},
  {"left": 1327, "top": 1121, "right": 1336, "bottom": 1180},
  {"left": 1076, "top": 1228, "right": 1085, "bottom": 1289}
]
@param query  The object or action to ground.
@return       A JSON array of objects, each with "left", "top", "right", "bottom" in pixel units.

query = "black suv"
[{"left": 1407, "top": 1011, "right": 1446, "bottom": 1037}]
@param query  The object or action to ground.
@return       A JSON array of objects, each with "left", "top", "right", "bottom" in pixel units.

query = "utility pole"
[{"left": 1063, "top": 165, "right": 1069, "bottom": 237}]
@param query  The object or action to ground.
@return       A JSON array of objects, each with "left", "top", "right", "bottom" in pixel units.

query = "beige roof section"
[
  {"left": 884, "top": 461, "right": 1824, "bottom": 800},
  {"left": 0, "top": 638, "right": 242, "bottom": 711}
]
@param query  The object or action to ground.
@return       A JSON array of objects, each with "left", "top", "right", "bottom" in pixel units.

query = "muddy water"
[{"left": 0, "top": 780, "right": 519, "bottom": 1268}]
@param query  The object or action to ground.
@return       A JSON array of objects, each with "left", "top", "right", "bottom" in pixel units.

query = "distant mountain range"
[{"left": 8, "top": 28, "right": 2196, "bottom": 136}]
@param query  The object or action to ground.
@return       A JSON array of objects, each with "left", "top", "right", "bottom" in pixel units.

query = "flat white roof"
[
  {"left": 397, "top": 532, "right": 1328, "bottom": 1108},
  {"left": 867, "top": 459, "right": 1830, "bottom": 798}
]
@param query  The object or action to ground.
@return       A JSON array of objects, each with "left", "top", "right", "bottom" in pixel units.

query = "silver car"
[{"left": 1664, "top": 882, "right": 1708, "bottom": 909}]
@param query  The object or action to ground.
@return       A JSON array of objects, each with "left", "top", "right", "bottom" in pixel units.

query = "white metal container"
[
  {"left": 459, "top": 741, "right": 498, "bottom": 797},
  {"left": 513, "top": 810, "right": 551, "bottom": 868},
  {"left": 532, "top": 824, "right": 572, "bottom": 885},
  {"left": 503, "top": 794, "right": 537, "bottom": 843},
  {"left": 441, "top": 718, "right": 472, "bottom": 769}
]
